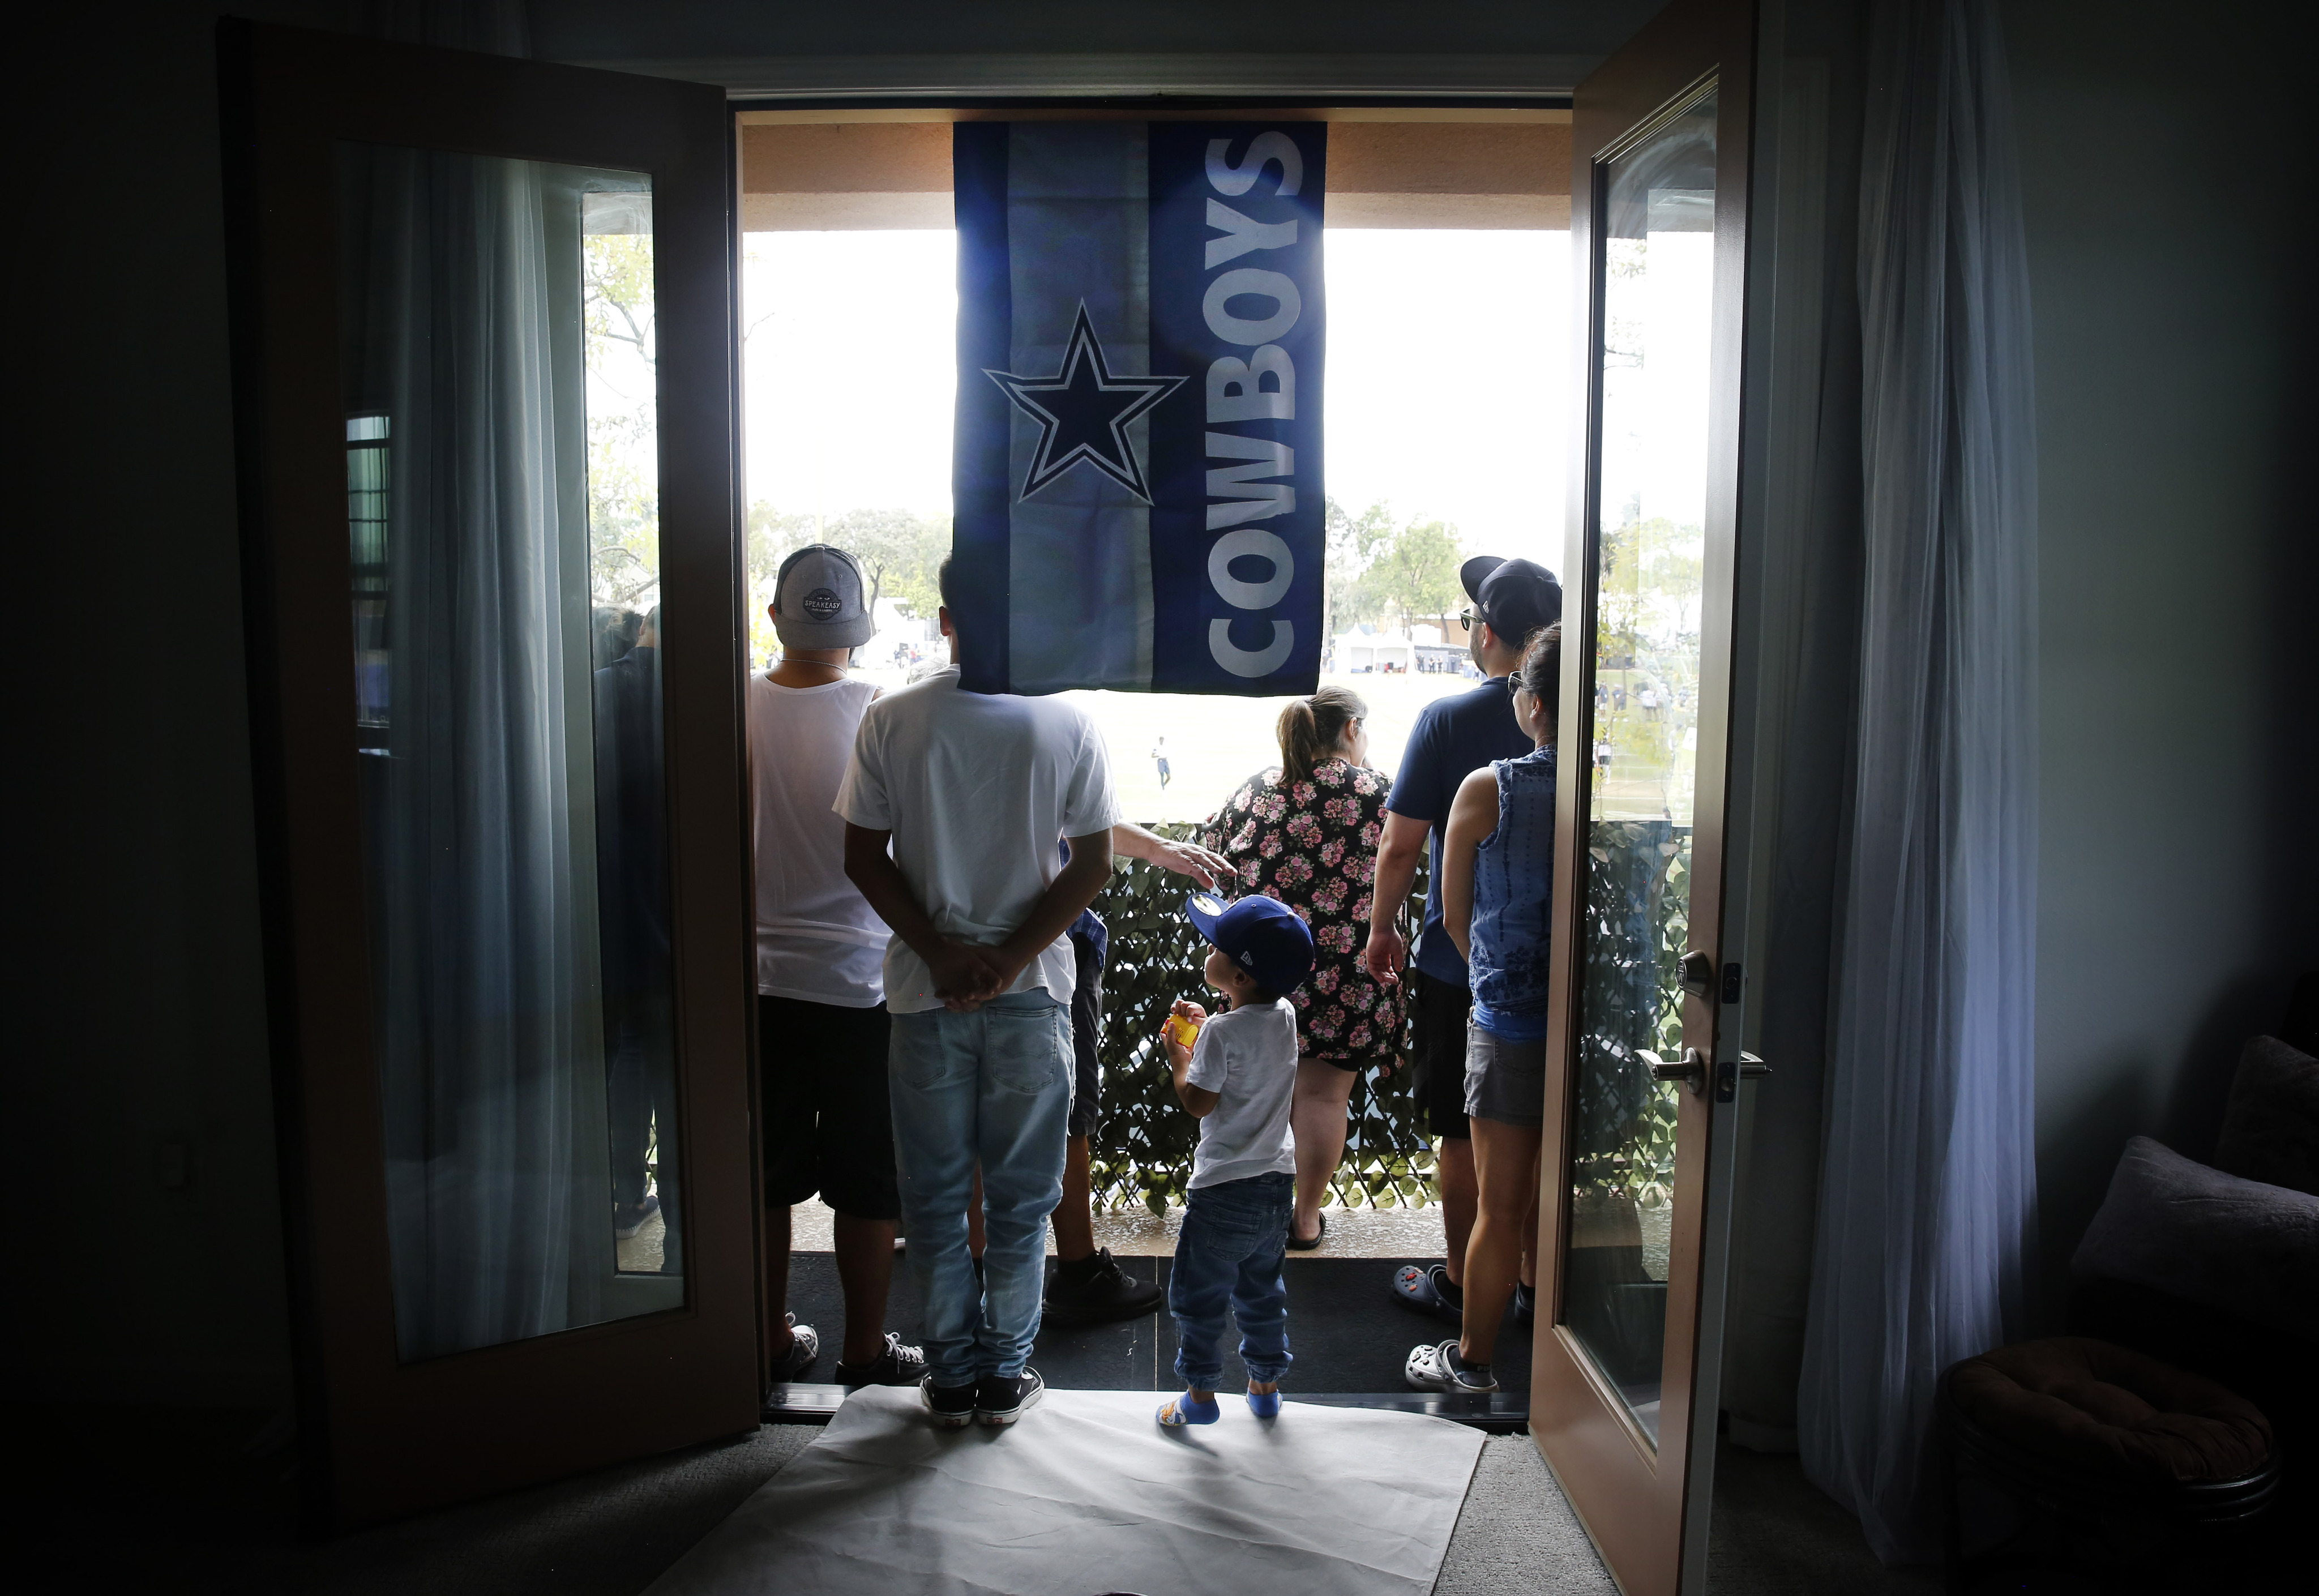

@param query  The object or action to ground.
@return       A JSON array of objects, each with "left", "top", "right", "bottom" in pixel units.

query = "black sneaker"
[
  {"left": 922, "top": 1375, "right": 977, "bottom": 1429},
  {"left": 974, "top": 1368, "right": 1046, "bottom": 1427},
  {"left": 1043, "top": 1248, "right": 1164, "bottom": 1325},
  {"left": 759, "top": 1317, "right": 823, "bottom": 1418},
  {"left": 835, "top": 1333, "right": 928, "bottom": 1388},
  {"left": 769, "top": 1315, "right": 820, "bottom": 1382},
  {"left": 1512, "top": 1281, "right": 1537, "bottom": 1327},
  {"left": 613, "top": 1192, "right": 661, "bottom": 1241}
]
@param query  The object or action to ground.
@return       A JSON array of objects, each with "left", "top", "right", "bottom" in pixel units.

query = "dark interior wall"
[
  {"left": 2001, "top": 0, "right": 2319, "bottom": 1315},
  {"left": 16, "top": 0, "right": 361, "bottom": 1408},
  {"left": 529, "top": 0, "right": 1659, "bottom": 68},
  {"left": 13, "top": 0, "right": 1661, "bottom": 1411}
]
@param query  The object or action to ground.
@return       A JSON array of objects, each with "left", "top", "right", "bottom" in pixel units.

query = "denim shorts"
[
  {"left": 1410, "top": 969, "right": 1475, "bottom": 1139},
  {"left": 1464, "top": 1022, "right": 1546, "bottom": 1127}
]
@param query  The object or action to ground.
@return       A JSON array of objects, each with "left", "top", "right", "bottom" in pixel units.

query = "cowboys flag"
[{"left": 953, "top": 122, "right": 1327, "bottom": 695}]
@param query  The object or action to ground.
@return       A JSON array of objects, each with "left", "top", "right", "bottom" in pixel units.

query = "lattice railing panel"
[{"left": 1087, "top": 823, "right": 1436, "bottom": 1213}]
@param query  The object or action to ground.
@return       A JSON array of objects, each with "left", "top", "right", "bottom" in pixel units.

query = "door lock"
[
  {"left": 1678, "top": 951, "right": 1715, "bottom": 998},
  {"left": 1640, "top": 1047, "right": 1708, "bottom": 1096}
]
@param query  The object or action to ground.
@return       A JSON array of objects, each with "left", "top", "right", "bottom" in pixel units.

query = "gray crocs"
[
  {"left": 1406, "top": 1337, "right": 1499, "bottom": 1394},
  {"left": 1392, "top": 1263, "right": 1466, "bottom": 1327}
]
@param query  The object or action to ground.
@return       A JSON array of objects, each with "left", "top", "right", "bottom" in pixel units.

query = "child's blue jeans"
[{"left": 1168, "top": 1170, "right": 1295, "bottom": 1390}]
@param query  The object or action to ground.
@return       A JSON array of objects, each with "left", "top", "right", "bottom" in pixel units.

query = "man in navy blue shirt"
[{"left": 1366, "top": 557, "right": 1561, "bottom": 1326}]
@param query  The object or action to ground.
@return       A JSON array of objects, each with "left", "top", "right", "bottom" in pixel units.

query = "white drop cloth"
[{"left": 648, "top": 1387, "right": 1486, "bottom": 1596}]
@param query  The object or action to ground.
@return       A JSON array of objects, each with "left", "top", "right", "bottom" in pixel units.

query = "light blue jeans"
[
  {"left": 888, "top": 992, "right": 1073, "bottom": 1388},
  {"left": 1168, "top": 1170, "right": 1295, "bottom": 1391}
]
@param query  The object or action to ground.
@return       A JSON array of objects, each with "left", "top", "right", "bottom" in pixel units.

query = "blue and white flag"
[{"left": 953, "top": 122, "right": 1327, "bottom": 696}]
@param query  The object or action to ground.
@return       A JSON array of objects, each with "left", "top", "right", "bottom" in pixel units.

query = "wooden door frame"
[
  {"left": 220, "top": 19, "right": 758, "bottom": 1530},
  {"left": 1531, "top": 1, "right": 1757, "bottom": 1591}
]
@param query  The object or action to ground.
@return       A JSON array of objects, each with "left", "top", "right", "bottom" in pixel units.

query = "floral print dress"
[{"left": 1201, "top": 758, "right": 1406, "bottom": 1067}]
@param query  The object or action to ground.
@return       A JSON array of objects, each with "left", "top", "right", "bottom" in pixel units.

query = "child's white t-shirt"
[{"left": 1184, "top": 999, "right": 1300, "bottom": 1190}]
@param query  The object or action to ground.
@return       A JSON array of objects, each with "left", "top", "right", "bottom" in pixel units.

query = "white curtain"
[
  {"left": 1798, "top": 0, "right": 2040, "bottom": 1564},
  {"left": 345, "top": 143, "right": 610, "bottom": 1360}
]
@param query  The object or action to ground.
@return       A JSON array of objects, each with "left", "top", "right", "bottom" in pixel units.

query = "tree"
[
  {"left": 746, "top": 501, "right": 812, "bottom": 593},
  {"left": 822, "top": 508, "right": 950, "bottom": 618},
  {"left": 581, "top": 234, "right": 660, "bottom": 610},
  {"left": 1363, "top": 517, "right": 1465, "bottom": 634},
  {"left": 1323, "top": 496, "right": 1397, "bottom": 639},
  {"left": 1641, "top": 520, "right": 1705, "bottom": 641}
]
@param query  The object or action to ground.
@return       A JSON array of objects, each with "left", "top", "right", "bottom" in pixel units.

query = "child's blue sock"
[
  {"left": 1245, "top": 1387, "right": 1282, "bottom": 1419},
  {"left": 1157, "top": 1391, "right": 1220, "bottom": 1427}
]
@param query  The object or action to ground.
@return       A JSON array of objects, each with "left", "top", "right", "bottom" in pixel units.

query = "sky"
[{"left": 739, "top": 227, "right": 1572, "bottom": 575}]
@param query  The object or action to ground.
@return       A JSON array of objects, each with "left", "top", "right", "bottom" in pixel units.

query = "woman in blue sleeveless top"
[{"left": 1404, "top": 624, "right": 1559, "bottom": 1398}]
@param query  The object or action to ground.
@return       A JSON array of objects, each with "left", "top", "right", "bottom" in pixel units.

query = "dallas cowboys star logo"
[{"left": 986, "top": 304, "right": 1187, "bottom": 503}]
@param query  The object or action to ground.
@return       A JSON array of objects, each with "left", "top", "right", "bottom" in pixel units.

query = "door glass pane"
[
  {"left": 1566, "top": 87, "right": 1717, "bottom": 1445},
  {"left": 336, "top": 143, "right": 681, "bottom": 1361}
]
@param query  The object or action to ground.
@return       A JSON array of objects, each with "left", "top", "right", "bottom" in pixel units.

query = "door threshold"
[{"left": 762, "top": 1384, "right": 1528, "bottom": 1432}]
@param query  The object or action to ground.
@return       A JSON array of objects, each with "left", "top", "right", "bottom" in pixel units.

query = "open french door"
[
  {"left": 1530, "top": 1, "right": 1756, "bottom": 1591},
  {"left": 221, "top": 23, "right": 758, "bottom": 1527}
]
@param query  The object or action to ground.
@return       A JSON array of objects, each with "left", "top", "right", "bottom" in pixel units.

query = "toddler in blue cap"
[{"left": 1156, "top": 891, "right": 1316, "bottom": 1428}]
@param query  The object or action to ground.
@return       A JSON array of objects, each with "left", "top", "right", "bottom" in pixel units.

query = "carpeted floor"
[
  {"left": 2, "top": 1407, "right": 1605, "bottom": 1594},
  {"left": 1706, "top": 1440, "right": 1941, "bottom": 1596},
  {"left": 36, "top": 1391, "right": 2297, "bottom": 1593}
]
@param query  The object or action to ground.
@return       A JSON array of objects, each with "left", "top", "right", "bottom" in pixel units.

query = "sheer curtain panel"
[
  {"left": 1798, "top": 0, "right": 2041, "bottom": 1564},
  {"left": 338, "top": 143, "right": 681, "bottom": 1361}
]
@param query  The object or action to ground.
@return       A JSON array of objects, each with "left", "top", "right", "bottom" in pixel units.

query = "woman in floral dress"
[{"left": 1201, "top": 685, "right": 1405, "bottom": 1248}]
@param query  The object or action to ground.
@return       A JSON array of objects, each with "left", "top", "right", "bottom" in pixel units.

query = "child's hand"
[{"left": 1161, "top": 999, "right": 1205, "bottom": 1068}]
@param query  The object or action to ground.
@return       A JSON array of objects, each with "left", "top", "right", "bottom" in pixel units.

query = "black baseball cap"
[{"left": 1460, "top": 555, "right": 1563, "bottom": 645}]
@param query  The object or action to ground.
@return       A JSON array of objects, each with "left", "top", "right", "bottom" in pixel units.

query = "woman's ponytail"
[
  {"left": 1514, "top": 623, "right": 1563, "bottom": 743},
  {"left": 1277, "top": 685, "right": 1369, "bottom": 785}
]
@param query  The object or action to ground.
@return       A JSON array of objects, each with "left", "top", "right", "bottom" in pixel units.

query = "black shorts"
[
  {"left": 759, "top": 994, "right": 900, "bottom": 1221},
  {"left": 1067, "top": 930, "right": 1104, "bottom": 1138},
  {"left": 1408, "top": 968, "right": 1474, "bottom": 1140}
]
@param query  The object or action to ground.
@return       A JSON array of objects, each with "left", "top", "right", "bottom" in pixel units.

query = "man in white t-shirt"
[
  {"left": 749, "top": 545, "right": 927, "bottom": 1405},
  {"left": 837, "top": 559, "right": 1121, "bottom": 1430}
]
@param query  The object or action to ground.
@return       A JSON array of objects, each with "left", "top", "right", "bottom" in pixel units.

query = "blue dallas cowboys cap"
[{"left": 1184, "top": 891, "right": 1316, "bottom": 1000}]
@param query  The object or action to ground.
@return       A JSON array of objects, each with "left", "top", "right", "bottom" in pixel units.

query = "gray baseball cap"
[{"left": 773, "top": 544, "right": 875, "bottom": 649}]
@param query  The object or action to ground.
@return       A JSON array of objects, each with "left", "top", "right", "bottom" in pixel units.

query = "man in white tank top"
[{"left": 749, "top": 545, "right": 927, "bottom": 1402}]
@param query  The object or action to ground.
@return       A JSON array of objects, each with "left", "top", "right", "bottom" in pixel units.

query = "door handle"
[
  {"left": 1641, "top": 1049, "right": 1770, "bottom": 1101},
  {"left": 1714, "top": 1051, "right": 1772, "bottom": 1103},
  {"left": 1640, "top": 1047, "right": 1707, "bottom": 1096}
]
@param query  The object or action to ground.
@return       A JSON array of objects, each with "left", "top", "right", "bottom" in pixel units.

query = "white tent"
[{"left": 1333, "top": 630, "right": 1417, "bottom": 673}]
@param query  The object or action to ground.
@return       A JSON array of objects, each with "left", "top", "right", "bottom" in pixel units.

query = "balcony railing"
[{"left": 1084, "top": 820, "right": 1691, "bottom": 1216}]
